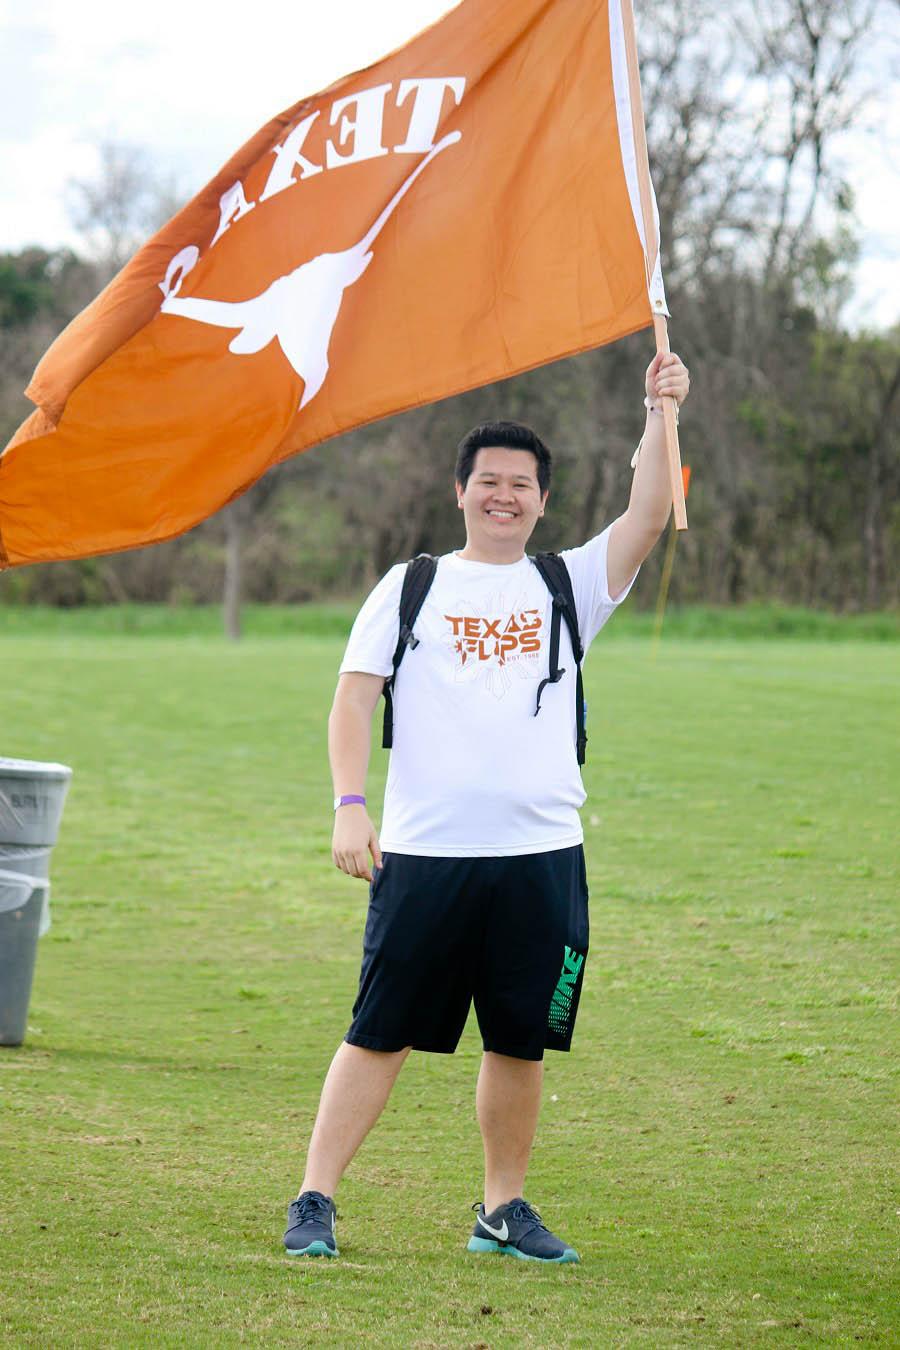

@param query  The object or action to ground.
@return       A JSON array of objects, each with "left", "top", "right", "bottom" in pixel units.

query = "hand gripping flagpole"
[{"left": 619, "top": 0, "right": 688, "bottom": 531}]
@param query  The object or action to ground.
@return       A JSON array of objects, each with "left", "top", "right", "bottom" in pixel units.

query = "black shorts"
[{"left": 345, "top": 845, "right": 589, "bottom": 1061}]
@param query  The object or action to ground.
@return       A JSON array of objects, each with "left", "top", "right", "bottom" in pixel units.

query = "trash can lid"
[{"left": 0, "top": 757, "right": 73, "bottom": 780}]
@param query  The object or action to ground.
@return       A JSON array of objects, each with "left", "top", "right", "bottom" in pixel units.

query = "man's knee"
[{"left": 340, "top": 1041, "right": 411, "bottom": 1068}]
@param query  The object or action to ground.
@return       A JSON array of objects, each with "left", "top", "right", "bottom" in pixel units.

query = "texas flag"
[{"left": 0, "top": 0, "right": 667, "bottom": 569}]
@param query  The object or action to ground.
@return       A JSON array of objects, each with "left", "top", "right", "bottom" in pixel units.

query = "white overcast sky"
[{"left": 1, "top": 0, "right": 898, "bottom": 332}]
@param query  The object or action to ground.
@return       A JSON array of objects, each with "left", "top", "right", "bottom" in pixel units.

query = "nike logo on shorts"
[{"left": 477, "top": 1213, "right": 509, "bottom": 1241}]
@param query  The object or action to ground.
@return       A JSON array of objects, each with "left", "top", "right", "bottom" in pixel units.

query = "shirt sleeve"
[
  {"left": 338, "top": 563, "right": 406, "bottom": 678},
  {"left": 559, "top": 523, "right": 639, "bottom": 655}
]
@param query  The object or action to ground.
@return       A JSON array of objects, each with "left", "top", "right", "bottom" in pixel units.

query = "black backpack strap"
[
  {"left": 532, "top": 553, "right": 587, "bottom": 765},
  {"left": 382, "top": 554, "right": 438, "bottom": 749}
]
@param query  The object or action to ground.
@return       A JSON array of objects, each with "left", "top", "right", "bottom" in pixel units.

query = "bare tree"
[
  {"left": 223, "top": 501, "right": 245, "bottom": 641},
  {"left": 739, "top": 0, "right": 876, "bottom": 280},
  {"left": 220, "top": 473, "right": 289, "bottom": 640},
  {"left": 67, "top": 141, "right": 182, "bottom": 278},
  {"left": 638, "top": 0, "right": 878, "bottom": 294}
]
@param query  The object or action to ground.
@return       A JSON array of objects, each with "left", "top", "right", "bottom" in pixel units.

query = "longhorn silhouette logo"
[{"left": 159, "top": 132, "right": 460, "bottom": 410}]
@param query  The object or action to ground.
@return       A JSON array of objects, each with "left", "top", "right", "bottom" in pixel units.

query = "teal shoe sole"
[
  {"left": 285, "top": 1240, "right": 338, "bottom": 1258},
  {"left": 467, "top": 1235, "right": 579, "bottom": 1263}
]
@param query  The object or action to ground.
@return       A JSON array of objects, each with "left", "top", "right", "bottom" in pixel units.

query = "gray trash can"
[
  {"left": 0, "top": 757, "right": 72, "bottom": 846},
  {"left": 0, "top": 758, "right": 72, "bottom": 1047},
  {"left": 1, "top": 845, "right": 51, "bottom": 927},
  {"left": 0, "top": 870, "right": 49, "bottom": 1045}
]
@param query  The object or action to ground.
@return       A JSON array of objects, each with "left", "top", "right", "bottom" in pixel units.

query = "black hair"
[{"left": 455, "top": 420, "right": 552, "bottom": 496}]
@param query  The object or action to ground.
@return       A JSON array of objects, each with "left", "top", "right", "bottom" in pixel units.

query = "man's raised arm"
[{"left": 607, "top": 352, "right": 690, "bottom": 600}]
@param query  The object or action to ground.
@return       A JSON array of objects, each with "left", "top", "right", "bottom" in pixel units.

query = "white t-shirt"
[{"left": 339, "top": 524, "right": 637, "bottom": 856}]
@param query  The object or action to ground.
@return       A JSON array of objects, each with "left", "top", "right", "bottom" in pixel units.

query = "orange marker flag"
[{"left": 0, "top": 0, "right": 668, "bottom": 569}]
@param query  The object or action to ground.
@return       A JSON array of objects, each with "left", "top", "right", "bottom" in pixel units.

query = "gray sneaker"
[
  {"left": 283, "top": 1190, "right": 338, "bottom": 1257},
  {"left": 467, "top": 1198, "right": 579, "bottom": 1263}
]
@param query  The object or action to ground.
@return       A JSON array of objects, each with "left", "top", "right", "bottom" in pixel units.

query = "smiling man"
[{"left": 283, "top": 352, "right": 690, "bottom": 1262}]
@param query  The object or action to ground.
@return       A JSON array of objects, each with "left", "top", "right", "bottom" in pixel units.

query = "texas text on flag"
[{"left": 0, "top": 0, "right": 668, "bottom": 569}]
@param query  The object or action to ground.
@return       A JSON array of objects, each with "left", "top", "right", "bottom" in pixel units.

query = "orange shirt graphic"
[{"left": 444, "top": 610, "right": 543, "bottom": 667}]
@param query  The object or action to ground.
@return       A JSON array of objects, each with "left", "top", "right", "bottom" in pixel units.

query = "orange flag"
[{"left": 0, "top": 0, "right": 667, "bottom": 569}]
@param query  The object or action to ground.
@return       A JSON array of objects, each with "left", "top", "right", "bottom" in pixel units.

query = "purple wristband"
[{"left": 334, "top": 793, "right": 366, "bottom": 810}]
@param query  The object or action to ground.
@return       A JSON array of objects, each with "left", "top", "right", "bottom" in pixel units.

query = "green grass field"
[{"left": 1, "top": 621, "right": 897, "bottom": 1346}]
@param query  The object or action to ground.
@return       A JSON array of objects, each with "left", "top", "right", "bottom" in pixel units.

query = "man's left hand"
[{"left": 645, "top": 351, "right": 690, "bottom": 407}]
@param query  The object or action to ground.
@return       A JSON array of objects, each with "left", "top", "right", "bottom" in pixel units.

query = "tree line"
[{"left": 1, "top": 0, "right": 897, "bottom": 623}]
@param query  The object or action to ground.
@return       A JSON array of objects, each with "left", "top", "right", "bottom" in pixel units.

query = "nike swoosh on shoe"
[{"left": 477, "top": 1214, "right": 509, "bottom": 1241}]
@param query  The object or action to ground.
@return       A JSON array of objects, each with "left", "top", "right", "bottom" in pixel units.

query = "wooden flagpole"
[{"left": 619, "top": 0, "right": 688, "bottom": 530}]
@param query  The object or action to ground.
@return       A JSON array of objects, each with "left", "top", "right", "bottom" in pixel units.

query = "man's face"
[{"left": 456, "top": 447, "right": 548, "bottom": 553}]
